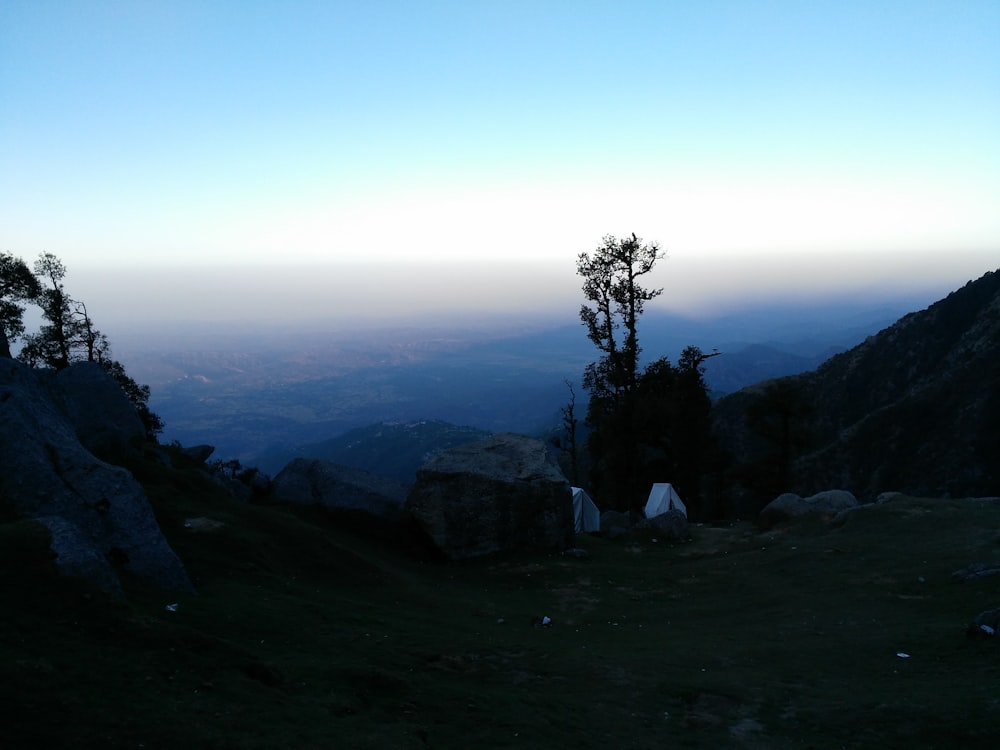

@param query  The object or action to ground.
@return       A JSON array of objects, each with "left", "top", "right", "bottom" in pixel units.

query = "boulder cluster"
[
  {"left": 0, "top": 362, "right": 693, "bottom": 589},
  {"left": 757, "top": 489, "right": 860, "bottom": 529}
]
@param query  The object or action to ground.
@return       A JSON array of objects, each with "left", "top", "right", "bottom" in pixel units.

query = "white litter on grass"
[
  {"left": 896, "top": 652, "right": 910, "bottom": 659},
  {"left": 541, "top": 616, "right": 551, "bottom": 626},
  {"left": 165, "top": 603, "right": 178, "bottom": 612},
  {"left": 980, "top": 624, "right": 995, "bottom": 636}
]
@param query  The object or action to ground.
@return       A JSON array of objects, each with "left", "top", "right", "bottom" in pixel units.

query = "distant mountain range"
[
  {"left": 121, "top": 293, "right": 953, "bottom": 471},
  {"left": 712, "top": 269, "right": 1000, "bottom": 511}
]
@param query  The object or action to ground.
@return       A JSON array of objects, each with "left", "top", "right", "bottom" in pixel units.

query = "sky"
[{"left": 1, "top": 1, "right": 998, "bottom": 327}]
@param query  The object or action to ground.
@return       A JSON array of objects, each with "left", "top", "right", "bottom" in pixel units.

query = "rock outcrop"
[
  {"left": 182, "top": 444, "right": 216, "bottom": 464},
  {"left": 0, "top": 359, "right": 191, "bottom": 595},
  {"left": 50, "top": 361, "right": 147, "bottom": 464},
  {"left": 643, "top": 508, "right": 689, "bottom": 540},
  {"left": 271, "top": 458, "right": 408, "bottom": 518},
  {"left": 404, "top": 433, "right": 574, "bottom": 560},
  {"left": 967, "top": 607, "right": 1000, "bottom": 638},
  {"left": 758, "top": 489, "right": 859, "bottom": 529}
]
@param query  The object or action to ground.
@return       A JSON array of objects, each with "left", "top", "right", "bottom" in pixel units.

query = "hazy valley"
[{"left": 114, "top": 297, "right": 924, "bottom": 472}]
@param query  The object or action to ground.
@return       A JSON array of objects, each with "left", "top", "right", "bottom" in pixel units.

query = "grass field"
[{"left": 3, "top": 456, "right": 999, "bottom": 749}]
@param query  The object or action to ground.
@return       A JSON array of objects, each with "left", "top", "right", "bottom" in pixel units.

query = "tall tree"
[
  {"left": 577, "top": 233, "right": 664, "bottom": 511},
  {"left": 19, "top": 253, "right": 78, "bottom": 369},
  {"left": 551, "top": 379, "right": 581, "bottom": 486},
  {"left": 577, "top": 233, "right": 664, "bottom": 401},
  {"left": 19, "top": 253, "right": 112, "bottom": 369},
  {"left": 576, "top": 235, "right": 719, "bottom": 516},
  {"left": 0, "top": 252, "right": 42, "bottom": 358},
  {"left": 17, "top": 252, "right": 163, "bottom": 439}
]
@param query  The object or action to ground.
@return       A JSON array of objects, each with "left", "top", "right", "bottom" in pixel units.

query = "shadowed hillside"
[
  {"left": 4, "top": 448, "right": 1000, "bottom": 748},
  {"left": 713, "top": 269, "right": 1000, "bottom": 511}
]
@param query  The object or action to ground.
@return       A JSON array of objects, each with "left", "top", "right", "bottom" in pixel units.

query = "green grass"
[{"left": 3, "top": 459, "right": 1000, "bottom": 749}]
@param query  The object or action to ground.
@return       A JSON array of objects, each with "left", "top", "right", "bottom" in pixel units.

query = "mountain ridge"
[{"left": 712, "top": 268, "right": 1000, "bottom": 510}]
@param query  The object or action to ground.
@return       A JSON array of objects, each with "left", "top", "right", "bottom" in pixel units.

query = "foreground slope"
[{"left": 3, "top": 449, "right": 1000, "bottom": 749}]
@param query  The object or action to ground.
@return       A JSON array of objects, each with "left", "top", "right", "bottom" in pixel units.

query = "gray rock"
[
  {"left": 218, "top": 466, "right": 271, "bottom": 503},
  {"left": 404, "top": 433, "right": 574, "bottom": 560},
  {"left": 757, "top": 493, "right": 805, "bottom": 528},
  {"left": 0, "top": 359, "right": 191, "bottom": 594},
  {"left": 759, "top": 489, "right": 858, "bottom": 529},
  {"left": 182, "top": 444, "right": 216, "bottom": 464},
  {"left": 600, "top": 510, "right": 632, "bottom": 533},
  {"left": 952, "top": 563, "right": 1000, "bottom": 582},
  {"left": 829, "top": 506, "right": 861, "bottom": 527},
  {"left": 804, "top": 489, "right": 859, "bottom": 512},
  {"left": 646, "top": 508, "right": 689, "bottom": 541},
  {"left": 876, "top": 491, "right": 906, "bottom": 504},
  {"left": 271, "top": 458, "right": 408, "bottom": 518},
  {"left": 34, "top": 515, "right": 124, "bottom": 593},
  {"left": 967, "top": 607, "right": 1000, "bottom": 637},
  {"left": 604, "top": 525, "right": 630, "bottom": 541},
  {"left": 49, "top": 361, "right": 146, "bottom": 464}
]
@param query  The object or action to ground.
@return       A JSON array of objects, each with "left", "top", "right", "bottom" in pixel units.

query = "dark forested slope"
[{"left": 713, "top": 269, "right": 1000, "bottom": 508}]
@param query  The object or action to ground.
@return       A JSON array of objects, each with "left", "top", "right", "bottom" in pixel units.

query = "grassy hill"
[{"left": 3, "top": 451, "right": 1000, "bottom": 748}]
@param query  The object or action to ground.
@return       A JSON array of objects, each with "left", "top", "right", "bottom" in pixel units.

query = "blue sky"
[{"left": 1, "top": 1, "right": 998, "bottom": 324}]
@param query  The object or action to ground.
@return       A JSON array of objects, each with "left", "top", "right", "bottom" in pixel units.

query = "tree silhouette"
[
  {"left": 577, "top": 233, "right": 664, "bottom": 512},
  {"left": 0, "top": 252, "right": 42, "bottom": 358},
  {"left": 576, "top": 235, "right": 717, "bottom": 517},
  {"left": 577, "top": 233, "right": 663, "bottom": 402},
  {"left": 19, "top": 253, "right": 83, "bottom": 369},
  {"left": 16, "top": 252, "right": 163, "bottom": 439},
  {"left": 551, "top": 379, "right": 582, "bottom": 486}
]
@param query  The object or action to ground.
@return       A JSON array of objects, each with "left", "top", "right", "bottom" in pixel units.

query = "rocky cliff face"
[
  {"left": 713, "top": 269, "right": 1000, "bottom": 508},
  {"left": 0, "top": 359, "right": 191, "bottom": 595}
]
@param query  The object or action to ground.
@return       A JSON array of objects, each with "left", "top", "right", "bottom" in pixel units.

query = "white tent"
[
  {"left": 644, "top": 483, "right": 687, "bottom": 519},
  {"left": 571, "top": 486, "right": 601, "bottom": 533}
]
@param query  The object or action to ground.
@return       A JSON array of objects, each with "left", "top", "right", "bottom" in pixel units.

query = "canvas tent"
[
  {"left": 571, "top": 486, "right": 601, "bottom": 533},
  {"left": 644, "top": 483, "right": 687, "bottom": 519}
]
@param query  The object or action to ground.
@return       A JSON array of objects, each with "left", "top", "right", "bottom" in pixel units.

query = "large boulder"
[
  {"left": 404, "top": 433, "right": 574, "bottom": 560},
  {"left": 758, "top": 489, "right": 859, "bottom": 529},
  {"left": 643, "top": 508, "right": 690, "bottom": 541},
  {"left": 0, "top": 359, "right": 191, "bottom": 595},
  {"left": 271, "top": 458, "right": 408, "bottom": 518},
  {"left": 967, "top": 607, "right": 1000, "bottom": 638},
  {"left": 182, "top": 444, "right": 216, "bottom": 464},
  {"left": 49, "top": 361, "right": 147, "bottom": 464},
  {"left": 600, "top": 509, "right": 632, "bottom": 538}
]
